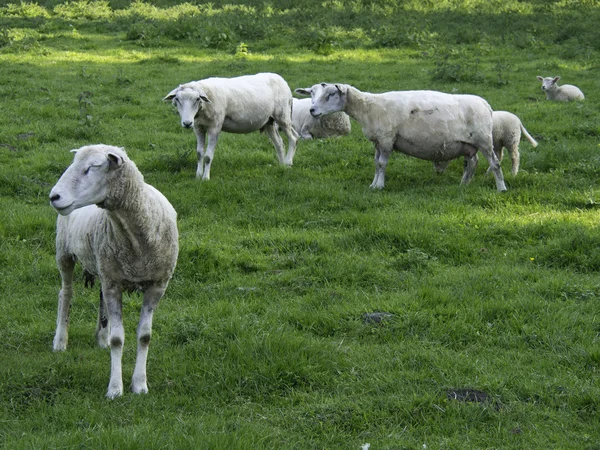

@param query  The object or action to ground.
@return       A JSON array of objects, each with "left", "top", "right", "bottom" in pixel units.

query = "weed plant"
[{"left": 1, "top": 0, "right": 600, "bottom": 449}]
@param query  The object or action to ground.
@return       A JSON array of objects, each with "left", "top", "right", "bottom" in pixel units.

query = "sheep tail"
[{"left": 520, "top": 124, "right": 538, "bottom": 148}]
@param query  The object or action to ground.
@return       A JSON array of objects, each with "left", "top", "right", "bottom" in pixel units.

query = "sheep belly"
[
  {"left": 221, "top": 115, "right": 270, "bottom": 133},
  {"left": 393, "top": 135, "right": 477, "bottom": 161}
]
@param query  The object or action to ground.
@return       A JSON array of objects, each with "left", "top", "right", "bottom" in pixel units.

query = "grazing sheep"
[
  {"left": 537, "top": 76, "right": 584, "bottom": 101},
  {"left": 299, "top": 83, "right": 506, "bottom": 191},
  {"left": 49, "top": 144, "right": 179, "bottom": 399},
  {"left": 164, "top": 72, "right": 299, "bottom": 180},
  {"left": 291, "top": 96, "right": 351, "bottom": 139},
  {"left": 435, "top": 110, "right": 538, "bottom": 176}
]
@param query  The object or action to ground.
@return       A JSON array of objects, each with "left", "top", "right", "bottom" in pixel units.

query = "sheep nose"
[
  {"left": 50, "top": 193, "right": 60, "bottom": 202},
  {"left": 182, "top": 121, "right": 193, "bottom": 128}
]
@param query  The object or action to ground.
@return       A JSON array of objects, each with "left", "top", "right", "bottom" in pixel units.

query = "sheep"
[
  {"left": 299, "top": 83, "right": 507, "bottom": 191},
  {"left": 164, "top": 72, "right": 299, "bottom": 180},
  {"left": 537, "top": 76, "right": 584, "bottom": 101},
  {"left": 49, "top": 144, "right": 179, "bottom": 399},
  {"left": 434, "top": 110, "right": 538, "bottom": 176},
  {"left": 291, "top": 96, "right": 351, "bottom": 139}
]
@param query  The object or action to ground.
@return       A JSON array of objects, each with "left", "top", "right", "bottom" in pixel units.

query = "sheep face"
[
  {"left": 164, "top": 86, "right": 210, "bottom": 129},
  {"left": 297, "top": 83, "right": 347, "bottom": 118},
  {"left": 50, "top": 145, "right": 124, "bottom": 216},
  {"left": 537, "top": 76, "right": 560, "bottom": 93}
]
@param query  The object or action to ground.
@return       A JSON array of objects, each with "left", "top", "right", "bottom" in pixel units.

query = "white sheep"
[
  {"left": 537, "top": 76, "right": 584, "bottom": 101},
  {"left": 299, "top": 83, "right": 507, "bottom": 191},
  {"left": 49, "top": 144, "right": 179, "bottom": 399},
  {"left": 164, "top": 72, "right": 299, "bottom": 180},
  {"left": 434, "top": 110, "right": 538, "bottom": 176},
  {"left": 291, "top": 96, "right": 351, "bottom": 139},
  {"left": 489, "top": 110, "right": 538, "bottom": 176}
]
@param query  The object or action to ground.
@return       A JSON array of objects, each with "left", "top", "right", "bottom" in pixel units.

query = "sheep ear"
[
  {"left": 199, "top": 93, "right": 211, "bottom": 103},
  {"left": 553, "top": 76, "right": 560, "bottom": 83},
  {"left": 536, "top": 76, "right": 544, "bottom": 81},
  {"left": 335, "top": 84, "right": 345, "bottom": 95},
  {"left": 107, "top": 153, "right": 124, "bottom": 168},
  {"left": 320, "top": 82, "right": 327, "bottom": 87},
  {"left": 163, "top": 87, "right": 179, "bottom": 102},
  {"left": 295, "top": 88, "right": 312, "bottom": 96}
]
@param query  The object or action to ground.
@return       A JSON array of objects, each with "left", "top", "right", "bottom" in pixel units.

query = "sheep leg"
[
  {"left": 508, "top": 143, "right": 520, "bottom": 176},
  {"left": 481, "top": 147, "right": 507, "bottom": 192},
  {"left": 263, "top": 122, "right": 286, "bottom": 165},
  {"left": 201, "top": 129, "right": 220, "bottom": 181},
  {"left": 460, "top": 154, "right": 479, "bottom": 184},
  {"left": 53, "top": 255, "right": 75, "bottom": 351},
  {"left": 370, "top": 146, "right": 390, "bottom": 189},
  {"left": 194, "top": 127, "right": 206, "bottom": 179},
  {"left": 433, "top": 161, "right": 450, "bottom": 174},
  {"left": 486, "top": 143, "right": 504, "bottom": 175},
  {"left": 103, "top": 285, "right": 125, "bottom": 399},
  {"left": 282, "top": 124, "right": 299, "bottom": 166},
  {"left": 95, "top": 290, "right": 109, "bottom": 348},
  {"left": 131, "top": 284, "right": 167, "bottom": 395}
]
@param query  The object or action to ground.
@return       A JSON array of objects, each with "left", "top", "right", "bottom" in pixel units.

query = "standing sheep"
[
  {"left": 49, "top": 144, "right": 179, "bottom": 399},
  {"left": 299, "top": 83, "right": 507, "bottom": 191},
  {"left": 435, "top": 110, "right": 538, "bottom": 176},
  {"left": 537, "top": 76, "right": 584, "bottom": 101},
  {"left": 489, "top": 110, "right": 538, "bottom": 176},
  {"left": 291, "top": 96, "right": 351, "bottom": 139},
  {"left": 164, "top": 72, "right": 299, "bottom": 180}
]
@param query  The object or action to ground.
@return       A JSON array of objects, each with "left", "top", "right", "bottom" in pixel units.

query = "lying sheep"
[
  {"left": 435, "top": 110, "right": 538, "bottom": 176},
  {"left": 164, "top": 72, "right": 299, "bottom": 180},
  {"left": 291, "top": 96, "right": 351, "bottom": 139},
  {"left": 299, "top": 83, "right": 506, "bottom": 191},
  {"left": 49, "top": 144, "right": 179, "bottom": 399},
  {"left": 537, "top": 76, "right": 584, "bottom": 101}
]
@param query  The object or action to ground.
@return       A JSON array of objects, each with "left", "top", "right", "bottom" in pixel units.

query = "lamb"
[
  {"left": 291, "top": 96, "right": 351, "bottom": 139},
  {"left": 489, "top": 110, "right": 538, "bottom": 176},
  {"left": 537, "top": 76, "right": 584, "bottom": 101},
  {"left": 299, "top": 83, "right": 507, "bottom": 191},
  {"left": 49, "top": 144, "right": 179, "bottom": 399},
  {"left": 164, "top": 72, "right": 299, "bottom": 180},
  {"left": 434, "top": 110, "right": 538, "bottom": 176}
]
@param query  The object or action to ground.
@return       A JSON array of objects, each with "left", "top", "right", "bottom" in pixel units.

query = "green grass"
[{"left": 1, "top": 0, "right": 600, "bottom": 448}]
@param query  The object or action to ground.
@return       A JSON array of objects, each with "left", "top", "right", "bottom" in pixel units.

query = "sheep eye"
[{"left": 84, "top": 167, "right": 91, "bottom": 175}]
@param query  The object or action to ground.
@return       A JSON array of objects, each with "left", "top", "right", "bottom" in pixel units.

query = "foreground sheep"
[
  {"left": 300, "top": 83, "right": 506, "bottom": 191},
  {"left": 49, "top": 144, "right": 179, "bottom": 399},
  {"left": 537, "top": 76, "right": 584, "bottom": 101},
  {"left": 291, "top": 96, "right": 351, "bottom": 139},
  {"left": 435, "top": 110, "right": 538, "bottom": 176},
  {"left": 164, "top": 72, "right": 299, "bottom": 180}
]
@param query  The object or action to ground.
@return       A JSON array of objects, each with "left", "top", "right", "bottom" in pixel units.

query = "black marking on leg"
[
  {"left": 139, "top": 334, "right": 151, "bottom": 346},
  {"left": 110, "top": 336, "right": 123, "bottom": 348}
]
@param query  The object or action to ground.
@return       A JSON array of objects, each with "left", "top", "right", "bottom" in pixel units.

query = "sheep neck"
[
  {"left": 343, "top": 86, "right": 378, "bottom": 124},
  {"left": 100, "top": 165, "right": 153, "bottom": 255}
]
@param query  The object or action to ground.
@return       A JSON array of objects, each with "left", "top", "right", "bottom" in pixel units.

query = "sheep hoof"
[
  {"left": 131, "top": 383, "right": 149, "bottom": 395},
  {"left": 106, "top": 385, "right": 123, "bottom": 399}
]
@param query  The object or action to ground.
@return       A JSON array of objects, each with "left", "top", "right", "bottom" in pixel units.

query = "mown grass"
[{"left": 1, "top": 0, "right": 600, "bottom": 449}]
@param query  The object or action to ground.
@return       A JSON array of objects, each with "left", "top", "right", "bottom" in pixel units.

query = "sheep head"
[
  {"left": 50, "top": 145, "right": 126, "bottom": 216},
  {"left": 164, "top": 83, "right": 211, "bottom": 129},
  {"left": 296, "top": 83, "right": 347, "bottom": 118},
  {"left": 537, "top": 75, "right": 560, "bottom": 92}
]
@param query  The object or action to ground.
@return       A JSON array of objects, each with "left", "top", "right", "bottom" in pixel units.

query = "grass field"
[{"left": 1, "top": 0, "right": 600, "bottom": 448}]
